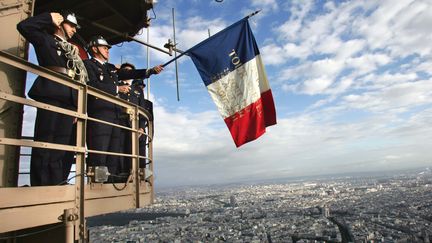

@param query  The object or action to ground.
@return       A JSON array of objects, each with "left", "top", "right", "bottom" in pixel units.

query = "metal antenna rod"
[
  {"left": 79, "top": 17, "right": 172, "bottom": 56},
  {"left": 146, "top": 23, "right": 151, "bottom": 99},
  {"left": 172, "top": 8, "right": 180, "bottom": 101}
]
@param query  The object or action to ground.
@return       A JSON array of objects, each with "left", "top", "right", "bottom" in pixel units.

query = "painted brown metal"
[
  {"left": 0, "top": 0, "right": 33, "bottom": 187},
  {"left": 33, "top": 0, "right": 154, "bottom": 45}
]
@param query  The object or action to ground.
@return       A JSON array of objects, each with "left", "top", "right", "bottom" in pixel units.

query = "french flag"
[{"left": 188, "top": 17, "right": 276, "bottom": 147}]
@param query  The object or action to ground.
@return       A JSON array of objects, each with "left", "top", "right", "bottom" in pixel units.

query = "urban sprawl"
[{"left": 90, "top": 168, "right": 432, "bottom": 242}]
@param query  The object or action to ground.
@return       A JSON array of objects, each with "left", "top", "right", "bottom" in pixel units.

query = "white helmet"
[
  {"left": 88, "top": 35, "right": 112, "bottom": 49},
  {"left": 62, "top": 11, "right": 80, "bottom": 29}
]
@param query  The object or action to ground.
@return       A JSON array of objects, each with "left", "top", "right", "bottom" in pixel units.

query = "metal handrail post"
[
  {"left": 75, "top": 84, "right": 88, "bottom": 241},
  {"left": 132, "top": 106, "right": 140, "bottom": 207},
  {"left": 148, "top": 118, "right": 154, "bottom": 203}
]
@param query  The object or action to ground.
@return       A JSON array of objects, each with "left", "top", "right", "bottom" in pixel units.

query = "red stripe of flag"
[{"left": 224, "top": 89, "right": 276, "bottom": 147}]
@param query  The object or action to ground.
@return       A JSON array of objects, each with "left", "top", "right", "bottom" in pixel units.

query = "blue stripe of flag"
[{"left": 188, "top": 17, "right": 260, "bottom": 86}]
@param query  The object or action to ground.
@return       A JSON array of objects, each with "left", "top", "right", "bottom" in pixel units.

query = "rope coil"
[{"left": 58, "top": 40, "right": 88, "bottom": 84}]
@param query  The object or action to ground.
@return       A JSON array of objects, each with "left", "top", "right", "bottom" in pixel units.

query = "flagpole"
[
  {"left": 246, "top": 9, "right": 261, "bottom": 18},
  {"left": 162, "top": 51, "right": 188, "bottom": 67},
  {"left": 162, "top": 9, "right": 262, "bottom": 68}
]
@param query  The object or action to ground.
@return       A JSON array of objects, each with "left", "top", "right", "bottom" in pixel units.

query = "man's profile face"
[
  {"left": 92, "top": 45, "right": 110, "bottom": 61},
  {"left": 62, "top": 22, "right": 77, "bottom": 39}
]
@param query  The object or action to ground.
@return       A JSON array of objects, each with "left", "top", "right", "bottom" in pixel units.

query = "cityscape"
[{"left": 89, "top": 168, "right": 432, "bottom": 242}]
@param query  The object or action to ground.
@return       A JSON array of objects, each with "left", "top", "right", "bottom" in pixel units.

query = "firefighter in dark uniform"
[
  {"left": 84, "top": 36, "right": 163, "bottom": 182},
  {"left": 131, "top": 78, "right": 154, "bottom": 170},
  {"left": 17, "top": 11, "right": 87, "bottom": 186},
  {"left": 117, "top": 63, "right": 153, "bottom": 181}
]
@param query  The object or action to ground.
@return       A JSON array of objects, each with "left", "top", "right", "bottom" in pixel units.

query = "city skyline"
[{"left": 89, "top": 169, "right": 432, "bottom": 242}]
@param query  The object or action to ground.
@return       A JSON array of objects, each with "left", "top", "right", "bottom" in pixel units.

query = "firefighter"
[
  {"left": 117, "top": 63, "right": 154, "bottom": 181},
  {"left": 132, "top": 78, "right": 154, "bottom": 170},
  {"left": 17, "top": 11, "right": 87, "bottom": 186},
  {"left": 84, "top": 36, "right": 162, "bottom": 182}
]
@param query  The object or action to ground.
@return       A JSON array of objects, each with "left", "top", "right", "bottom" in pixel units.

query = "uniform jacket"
[
  {"left": 118, "top": 83, "right": 147, "bottom": 128},
  {"left": 17, "top": 12, "right": 76, "bottom": 106},
  {"left": 84, "top": 58, "right": 151, "bottom": 122}
]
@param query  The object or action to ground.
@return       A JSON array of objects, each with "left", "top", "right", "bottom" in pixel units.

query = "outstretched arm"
[{"left": 117, "top": 65, "right": 164, "bottom": 80}]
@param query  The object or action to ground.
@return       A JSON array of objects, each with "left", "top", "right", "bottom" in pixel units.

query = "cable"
[
  {"left": 145, "top": 179, "right": 152, "bottom": 187},
  {"left": 0, "top": 224, "right": 63, "bottom": 240},
  {"left": 148, "top": 7, "right": 157, "bottom": 20},
  {"left": 56, "top": 173, "right": 86, "bottom": 186},
  {"left": 107, "top": 174, "right": 130, "bottom": 191},
  {"left": 112, "top": 181, "right": 128, "bottom": 191}
]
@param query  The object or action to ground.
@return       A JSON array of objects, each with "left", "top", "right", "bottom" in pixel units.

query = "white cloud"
[
  {"left": 334, "top": 39, "right": 366, "bottom": 59},
  {"left": 275, "top": 1, "right": 313, "bottom": 41},
  {"left": 415, "top": 59, "right": 432, "bottom": 75},
  {"left": 260, "top": 43, "right": 286, "bottom": 65},
  {"left": 354, "top": 0, "right": 432, "bottom": 57},
  {"left": 300, "top": 77, "right": 333, "bottom": 95},
  {"left": 360, "top": 72, "right": 418, "bottom": 90},
  {"left": 329, "top": 78, "right": 353, "bottom": 95},
  {"left": 267, "top": 0, "right": 431, "bottom": 100},
  {"left": 151, "top": 104, "right": 432, "bottom": 185},
  {"left": 342, "top": 79, "right": 432, "bottom": 113},
  {"left": 250, "top": 0, "right": 279, "bottom": 12},
  {"left": 346, "top": 53, "right": 392, "bottom": 76},
  {"left": 153, "top": 105, "right": 227, "bottom": 155},
  {"left": 136, "top": 16, "right": 227, "bottom": 64},
  {"left": 22, "top": 106, "right": 36, "bottom": 137},
  {"left": 147, "top": 0, "right": 432, "bottom": 186},
  {"left": 283, "top": 43, "right": 312, "bottom": 60},
  {"left": 314, "top": 35, "right": 343, "bottom": 55}
]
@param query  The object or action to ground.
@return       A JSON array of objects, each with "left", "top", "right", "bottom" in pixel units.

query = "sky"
[{"left": 22, "top": 0, "right": 432, "bottom": 187}]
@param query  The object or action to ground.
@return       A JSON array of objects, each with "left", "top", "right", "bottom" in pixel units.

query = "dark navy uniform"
[
  {"left": 17, "top": 13, "right": 77, "bottom": 186},
  {"left": 118, "top": 81, "right": 148, "bottom": 177},
  {"left": 139, "top": 97, "right": 154, "bottom": 169},
  {"left": 84, "top": 58, "right": 151, "bottom": 178},
  {"left": 130, "top": 81, "right": 154, "bottom": 169}
]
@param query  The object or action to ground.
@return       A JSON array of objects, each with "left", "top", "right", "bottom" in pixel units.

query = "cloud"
[
  {"left": 342, "top": 79, "right": 432, "bottom": 113},
  {"left": 250, "top": 0, "right": 279, "bottom": 12},
  {"left": 314, "top": 35, "right": 343, "bottom": 55},
  {"left": 133, "top": 1, "right": 432, "bottom": 186},
  {"left": 260, "top": 44, "right": 286, "bottom": 65},
  {"left": 22, "top": 106, "right": 36, "bottom": 136},
  {"left": 136, "top": 16, "right": 227, "bottom": 64},
  {"left": 265, "top": 0, "right": 432, "bottom": 108},
  {"left": 301, "top": 77, "right": 334, "bottom": 95},
  {"left": 353, "top": 0, "right": 432, "bottom": 57},
  {"left": 153, "top": 104, "right": 227, "bottom": 155},
  {"left": 334, "top": 39, "right": 366, "bottom": 59},
  {"left": 359, "top": 72, "right": 418, "bottom": 90},
  {"left": 153, "top": 90, "right": 432, "bottom": 186}
]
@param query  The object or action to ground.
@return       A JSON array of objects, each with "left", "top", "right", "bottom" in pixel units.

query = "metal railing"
[{"left": 0, "top": 50, "right": 155, "bottom": 241}]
